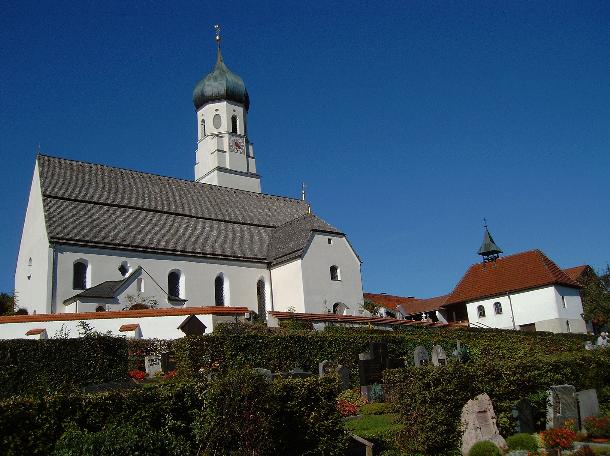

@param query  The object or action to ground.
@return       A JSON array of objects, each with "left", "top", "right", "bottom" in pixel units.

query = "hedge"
[
  {"left": 171, "top": 325, "right": 591, "bottom": 377},
  {"left": 0, "top": 373, "right": 347, "bottom": 456},
  {"left": 0, "top": 335, "right": 128, "bottom": 398},
  {"left": 383, "top": 350, "right": 610, "bottom": 455}
]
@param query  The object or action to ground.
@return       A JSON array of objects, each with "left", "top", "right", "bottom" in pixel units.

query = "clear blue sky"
[{"left": 1, "top": 0, "right": 608, "bottom": 300}]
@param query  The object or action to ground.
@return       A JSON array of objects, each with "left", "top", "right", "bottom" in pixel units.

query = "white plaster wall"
[
  {"left": 0, "top": 314, "right": 215, "bottom": 340},
  {"left": 14, "top": 162, "right": 52, "bottom": 315},
  {"left": 270, "top": 259, "right": 305, "bottom": 312},
  {"left": 300, "top": 234, "right": 364, "bottom": 315},
  {"left": 466, "top": 285, "right": 586, "bottom": 333},
  {"left": 54, "top": 245, "right": 270, "bottom": 314}
]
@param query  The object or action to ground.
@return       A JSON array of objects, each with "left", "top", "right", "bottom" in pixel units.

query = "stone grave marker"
[
  {"left": 369, "top": 341, "right": 388, "bottom": 367},
  {"left": 144, "top": 355, "right": 162, "bottom": 378},
  {"left": 253, "top": 368, "right": 273, "bottom": 381},
  {"left": 585, "top": 341, "right": 595, "bottom": 351},
  {"left": 413, "top": 346, "right": 430, "bottom": 367},
  {"left": 319, "top": 359, "right": 337, "bottom": 378},
  {"left": 460, "top": 393, "right": 508, "bottom": 455},
  {"left": 576, "top": 389, "right": 600, "bottom": 431},
  {"left": 512, "top": 399, "right": 537, "bottom": 434},
  {"left": 160, "top": 351, "right": 176, "bottom": 372},
  {"left": 546, "top": 385, "right": 578, "bottom": 429},
  {"left": 286, "top": 368, "right": 313, "bottom": 379},
  {"left": 336, "top": 365, "right": 351, "bottom": 390},
  {"left": 431, "top": 345, "right": 447, "bottom": 366}
]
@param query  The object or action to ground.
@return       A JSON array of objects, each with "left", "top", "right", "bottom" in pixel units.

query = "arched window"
[
  {"left": 118, "top": 261, "right": 131, "bottom": 277},
  {"left": 231, "top": 115, "right": 238, "bottom": 133},
  {"left": 493, "top": 302, "right": 503, "bottom": 315},
  {"left": 73, "top": 260, "right": 88, "bottom": 290},
  {"left": 95, "top": 305, "right": 105, "bottom": 312},
  {"left": 168, "top": 270, "right": 183, "bottom": 299},
  {"left": 330, "top": 265, "right": 340, "bottom": 281},
  {"left": 333, "top": 302, "right": 347, "bottom": 315},
  {"left": 477, "top": 305, "right": 486, "bottom": 318},
  {"left": 215, "top": 274, "right": 225, "bottom": 306},
  {"left": 257, "top": 278, "right": 266, "bottom": 320},
  {"left": 200, "top": 118, "right": 206, "bottom": 138}
]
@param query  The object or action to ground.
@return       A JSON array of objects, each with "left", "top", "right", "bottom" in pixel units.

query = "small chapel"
[{"left": 12, "top": 28, "right": 365, "bottom": 332}]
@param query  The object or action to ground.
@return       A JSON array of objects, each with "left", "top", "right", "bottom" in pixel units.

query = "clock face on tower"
[{"left": 229, "top": 136, "right": 246, "bottom": 154}]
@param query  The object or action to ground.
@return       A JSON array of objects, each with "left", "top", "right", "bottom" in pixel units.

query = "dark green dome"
[{"left": 192, "top": 50, "right": 250, "bottom": 111}]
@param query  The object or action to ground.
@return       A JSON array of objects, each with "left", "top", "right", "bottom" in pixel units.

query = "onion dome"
[{"left": 192, "top": 47, "right": 250, "bottom": 111}]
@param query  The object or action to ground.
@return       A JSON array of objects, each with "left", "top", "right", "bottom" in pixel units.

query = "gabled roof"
[
  {"left": 37, "top": 155, "right": 347, "bottom": 264},
  {"left": 268, "top": 311, "right": 447, "bottom": 327},
  {"left": 63, "top": 267, "right": 143, "bottom": 304},
  {"left": 444, "top": 249, "right": 580, "bottom": 305},
  {"left": 363, "top": 293, "right": 417, "bottom": 312},
  {"left": 563, "top": 265, "right": 591, "bottom": 282},
  {"left": 398, "top": 294, "right": 449, "bottom": 316}
]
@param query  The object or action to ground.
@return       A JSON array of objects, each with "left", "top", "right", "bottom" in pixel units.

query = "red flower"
[
  {"left": 337, "top": 399, "right": 359, "bottom": 417},
  {"left": 163, "top": 370, "right": 177, "bottom": 380},
  {"left": 541, "top": 428, "right": 577, "bottom": 449},
  {"left": 128, "top": 370, "right": 146, "bottom": 381}
]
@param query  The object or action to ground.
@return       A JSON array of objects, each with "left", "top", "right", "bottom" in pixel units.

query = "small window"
[
  {"left": 168, "top": 270, "right": 182, "bottom": 299},
  {"left": 28, "top": 257, "right": 32, "bottom": 267},
  {"left": 327, "top": 238, "right": 333, "bottom": 245},
  {"left": 231, "top": 115, "right": 238, "bottom": 133},
  {"left": 73, "top": 260, "right": 88, "bottom": 290},
  {"left": 493, "top": 302, "right": 503, "bottom": 315},
  {"left": 330, "top": 265, "right": 340, "bottom": 281},
  {"left": 566, "top": 320, "right": 571, "bottom": 333},
  {"left": 137, "top": 277, "right": 144, "bottom": 293},
  {"left": 95, "top": 305, "right": 106, "bottom": 312},
  {"left": 118, "top": 261, "right": 131, "bottom": 277},
  {"left": 477, "top": 305, "right": 486, "bottom": 318},
  {"left": 562, "top": 296, "right": 567, "bottom": 308},
  {"left": 200, "top": 118, "right": 206, "bottom": 138}
]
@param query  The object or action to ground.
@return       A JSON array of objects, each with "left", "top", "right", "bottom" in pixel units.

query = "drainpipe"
[
  {"left": 50, "top": 245, "right": 58, "bottom": 314},
  {"left": 507, "top": 293, "right": 516, "bottom": 330}
]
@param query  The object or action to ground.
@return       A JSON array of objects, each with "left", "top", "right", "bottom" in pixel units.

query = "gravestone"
[
  {"left": 286, "top": 368, "right": 313, "bottom": 379},
  {"left": 144, "top": 355, "right": 162, "bottom": 378},
  {"left": 160, "top": 352, "right": 176, "bottom": 372},
  {"left": 585, "top": 341, "right": 595, "bottom": 351},
  {"left": 431, "top": 345, "right": 447, "bottom": 366},
  {"left": 336, "top": 365, "right": 351, "bottom": 390},
  {"left": 369, "top": 341, "right": 388, "bottom": 367},
  {"left": 576, "top": 389, "right": 600, "bottom": 431},
  {"left": 253, "top": 368, "right": 273, "bottom": 381},
  {"left": 413, "top": 346, "right": 430, "bottom": 367},
  {"left": 512, "top": 399, "right": 536, "bottom": 434},
  {"left": 319, "top": 360, "right": 337, "bottom": 378},
  {"left": 546, "top": 385, "right": 578, "bottom": 429},
  {"left": 460, "top": 393, "right": 508, "bottom": 455}
]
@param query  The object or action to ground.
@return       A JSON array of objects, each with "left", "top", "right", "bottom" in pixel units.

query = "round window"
[{"left": 213, "top": 114, "right": 222, "bottom": 129}]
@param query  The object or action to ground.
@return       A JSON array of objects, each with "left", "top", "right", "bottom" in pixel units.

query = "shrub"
[
  {"left": 0, "top": 336, "right": 128, "bottom": 397},
  {"left": 360, "top": 402, "right": 392, "bottom": 415},
  {"left": 584, "top": 416, "right": 610, "bottom": 438},
  {"left": 540, "top": 428, "right": 577, "bottom": 449},
  {"left": 468, "top": 440, "right": 501, "bottom": 456},
  {"left": 338, "top": 388, "right": 368, "bottom": 407},
  {"left": 337, "top": 399, "right": 359, "bottom": 417},
  {"left": 507, "top": 433, "right": 539, "bottom": 451}
]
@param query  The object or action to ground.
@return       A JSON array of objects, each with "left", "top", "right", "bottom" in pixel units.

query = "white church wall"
[
  {"left": 466, "top": 285, "right": 586, "bottom": 333},
  {"left": 300, "top": 234, "right": 364, "bottom": 315},
  {"left": 270, "top": 259, "right": 305, "bottom": 313},
  {"left": 53, "top": 245, "right": 270, "bottom": 314},
  {"left": 14, "top": 162, "right": 53, "bottom": 315}
]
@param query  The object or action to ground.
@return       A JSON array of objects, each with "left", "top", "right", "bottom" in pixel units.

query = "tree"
[
  {"left": 580, "top": 265, "right": 610, "bottom": 331},
  {"left": 361, "top": 299, "right": 381, "bottom": 316},
  {"left": 0, "top": 292, "right": 16, "bottom": 315}
]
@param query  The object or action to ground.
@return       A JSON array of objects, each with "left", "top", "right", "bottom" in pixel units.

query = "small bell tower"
[
  {"left": 192, "top": 25, "right": 261, "bottom": 193},
  {"left": 478, "top": 219, "right": 503, "bottom": 263}
]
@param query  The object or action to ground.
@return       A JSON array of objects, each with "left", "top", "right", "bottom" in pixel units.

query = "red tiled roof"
[
  {"left": 0, "top": 306, "right": 250, "bottom": 324},
  {"left": 398, "top": 294, "right": 449, "bottom": 316},
  {"left": 563, "top": 265, "right": 590, "bottom": 282},
  {"left": 444, "top": 250, "right": 580, "bottom": 306},
  {"left": 25, "top": 328, "right": 45, "bottom": 336},
  {"left": 268, "top": 311, "right": 446, "bottom": 327},
  {"left": 119, "top": 323, "right": 140, "bottom": 332},
  {"left": 363, "top": 293, "right": 417, "bottom": 311}
]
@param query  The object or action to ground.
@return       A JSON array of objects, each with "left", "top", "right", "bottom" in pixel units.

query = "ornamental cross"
[{"left": 214, "top": 24, "right": 221, "bottom": 44}]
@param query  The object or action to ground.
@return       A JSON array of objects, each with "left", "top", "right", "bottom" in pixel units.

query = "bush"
[
  {"left": 540, "top": 428, "right": 577, "bottom": 449},
  {"left": 0, "top": 336, "right": 128, "bottom": 397},
  {"left": 360, "top": 402, "right": 392, "bottom": 415},
  {"left": 468, "top": 441, "right": 501, "bottom": 456},
  {"left": 584, "top": 416, "right": 610, "bottom": 438},
  {"left": 506, "top": 433, "right": 538, "bottom": 451}
]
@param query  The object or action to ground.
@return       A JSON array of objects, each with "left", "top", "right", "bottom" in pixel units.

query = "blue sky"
[{"left": 1, "top": 0, "right": 608, "bottom": 300}]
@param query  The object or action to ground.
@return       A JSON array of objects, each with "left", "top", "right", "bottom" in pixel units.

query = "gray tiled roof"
[{"left": 38, "top": 155, "right": 343, "bottom": 263}]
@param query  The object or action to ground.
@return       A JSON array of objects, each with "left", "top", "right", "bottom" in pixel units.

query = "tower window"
[
  {"left": 562, "top": 296, "right": 567, "bottom": 308},
  {"left": 137, "top": 277, "right": 144, "bottom": 293},
  {"left": 231, "top": 115, "right": 238, "bottom": 133},
  {"left": 213, "top": 114, "right": 222, "bottom": 129},
  {"left": 328, "top": 238, "right": 333, "bottom": 245},
  {"left": 73, "top": 260, "right": 88, "bottom": 290},
  {"left": 493, "top": 302, "right": 503, "bottom": 315},
  {"left": 200, "top": 118, "right": 206, "bottom": 138},
  {"left": 477, "top": 305, "right": 486, "bottom": 318},
  {"left": 330, "top": 265, "right": 340, "bottom": 281},
  {"left": 168, "top": 270, "right": 183, "bottom": 299}
]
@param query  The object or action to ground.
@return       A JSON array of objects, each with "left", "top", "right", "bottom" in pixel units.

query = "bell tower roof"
[
  {"left": 478, "top": 221, "right": 503, "bottom": 262},
  {"left": 192, "top": 26, "right": 250, "bottom": 111}
]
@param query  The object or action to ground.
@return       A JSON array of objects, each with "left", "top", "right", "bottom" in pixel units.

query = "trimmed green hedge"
[
  {"left": 384, "top": 350, "right": 610, "bottom": 455},
  {"left": 0, "top": 373, "right": 347, "bottom": 456},
  {"left": 0, "top": 336, "right": 128, "bottom": 398}
]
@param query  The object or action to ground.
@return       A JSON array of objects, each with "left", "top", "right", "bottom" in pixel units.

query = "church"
[{"left": 13, "top": 30, "right": 365, "bottom": 327}]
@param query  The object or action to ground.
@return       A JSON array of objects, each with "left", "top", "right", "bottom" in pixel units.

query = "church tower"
[
  {"left": 192, "top": 26, "right": 261, "bottom": 193},
  {"left": 478, "top": 221, "right": 503, "bottom": 263}
]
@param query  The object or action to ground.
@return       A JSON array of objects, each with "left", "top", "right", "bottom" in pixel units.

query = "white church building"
[{"left": 10, "top": 32, "right": 365, "bottom": 337}]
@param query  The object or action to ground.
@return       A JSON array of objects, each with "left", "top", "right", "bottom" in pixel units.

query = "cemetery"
[{"left": 1, "top": 322, "right": 609, "bottom": 455}]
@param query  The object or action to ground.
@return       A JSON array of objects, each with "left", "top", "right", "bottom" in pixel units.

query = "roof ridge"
[
  {"left": 37, "top": 154, "right": 306, "bottom": 204},
  {"left": 534, "top": 249, "right": 578, "bottom": 285}
]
